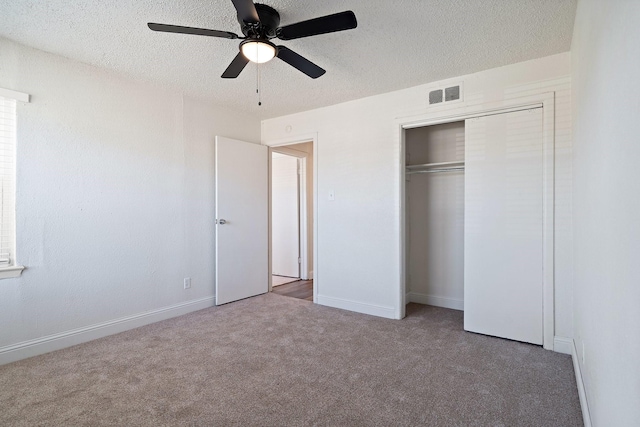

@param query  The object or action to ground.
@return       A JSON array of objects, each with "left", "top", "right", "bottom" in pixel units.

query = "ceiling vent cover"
[{"left": 428, "top": 83, "right": 463, "bottom": 106}]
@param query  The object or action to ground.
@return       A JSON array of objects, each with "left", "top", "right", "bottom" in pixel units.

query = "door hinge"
[{"left": 298, "top": 257, "right": 302, "bottom": 264}]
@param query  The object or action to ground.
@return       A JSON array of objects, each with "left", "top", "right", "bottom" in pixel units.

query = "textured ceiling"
[{"left": 0, "top": 0, "right": 577, "bottom": 119}]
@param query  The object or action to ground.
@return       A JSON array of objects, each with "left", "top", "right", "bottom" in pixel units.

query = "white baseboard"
[
  {"left": 0, "top": 296, "right": 215, "bottom": 366},
  {"left": 568, "top": 338, "right": 592, "bottom": 427},
  {"left": 308, "top": 270, "right": 313, "bottom": 280},
  {"left": 316, "top": 294, "right": 396, "bottom": 319},
  {"left": 407, "top": 292, "right": 464, "bottom": 311},
  {"left": 553, "top": 336, "right": 573, "bottom": 355}
]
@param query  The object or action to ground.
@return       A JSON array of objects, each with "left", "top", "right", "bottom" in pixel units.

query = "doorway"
[
  {"left": 270, "top": 141, "right": 314, "bottom": 301},
  {"left": 271, "top": 151, "right": 300, "bottom": 284}
]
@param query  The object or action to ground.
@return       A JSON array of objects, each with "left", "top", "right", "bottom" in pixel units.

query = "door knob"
[{"left": 217, "top": 219, "right": 227, "bottom": 225}]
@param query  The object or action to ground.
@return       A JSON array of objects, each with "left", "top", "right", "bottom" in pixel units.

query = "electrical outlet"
[{"left": 184, "top": 277, "right": 191, "bottom": 289}]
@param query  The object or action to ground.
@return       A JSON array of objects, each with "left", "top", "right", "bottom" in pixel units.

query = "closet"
[
  {"left": 406, "top": 121, "right": 466, "bottom": 312},
  {"left": 405, "top": 107, "right": 545, "bottom": 345}
]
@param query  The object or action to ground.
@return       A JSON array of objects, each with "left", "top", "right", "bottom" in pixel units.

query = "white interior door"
[
  {"left": 464, "top": 108, "right": 544, "bottom": 344},
  {"left": 215, "top": 136, "right": 268, "bottom": 305},
  {"left": 271, "top": 153, "right": 300, "bottom": 278}
]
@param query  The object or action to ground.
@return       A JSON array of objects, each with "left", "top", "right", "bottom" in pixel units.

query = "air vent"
[
  {"left": 429, "top": 90, "right": 443, "bottom": 104},
  {"left": 445, "top": 86, "right": 460, "bottom": 101},
  {"left": 428, "top": 83, "right": 463, "bottom": 106}
]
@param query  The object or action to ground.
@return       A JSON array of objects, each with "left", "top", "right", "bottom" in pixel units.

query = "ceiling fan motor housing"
[{"left": 240, "top": 3, "right": 280, "bottom": 39}]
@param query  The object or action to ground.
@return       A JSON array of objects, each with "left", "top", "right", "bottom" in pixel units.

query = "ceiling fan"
[{"left": 148, "top": 0, "right": 357, "bottom": 79}]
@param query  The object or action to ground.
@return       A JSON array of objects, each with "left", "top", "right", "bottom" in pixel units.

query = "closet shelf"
[{"left": 406, "top": 160, "right": 465, "bottom": 174}]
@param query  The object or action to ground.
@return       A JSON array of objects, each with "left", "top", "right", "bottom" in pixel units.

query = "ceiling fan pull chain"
[{"left": 256, "top": 60, "right": 262, "bottom": 106}]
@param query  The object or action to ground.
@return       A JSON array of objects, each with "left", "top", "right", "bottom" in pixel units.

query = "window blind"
[{"left": 0, "top": 96, "right": 17, "bottom": 266}]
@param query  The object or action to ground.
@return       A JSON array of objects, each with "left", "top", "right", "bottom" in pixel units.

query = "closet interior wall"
[{"left": 406, "top": 121, "right": 465, "bottom": 310}]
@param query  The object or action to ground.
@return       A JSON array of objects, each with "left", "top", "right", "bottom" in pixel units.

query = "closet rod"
[
  {"left": 406, "top": 160, "right": 465, "bottom": 171},
  {"left": 407, "top": 167, "right": 465, "bottom": 175}
]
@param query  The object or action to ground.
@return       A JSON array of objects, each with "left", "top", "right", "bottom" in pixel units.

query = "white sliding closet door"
[{"left": 464, "top": 108, "right": 544, "bottom": 345}]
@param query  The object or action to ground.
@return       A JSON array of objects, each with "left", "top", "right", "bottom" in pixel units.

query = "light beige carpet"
[{"left": 0, "top": 294, "right": 582, "bottom": 426}]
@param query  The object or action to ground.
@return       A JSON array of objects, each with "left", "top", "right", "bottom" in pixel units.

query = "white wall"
[
  {"left": 0, "top": 37, "right": 260, "bottom": 362},
  {"left": 571, "top": 0, "right": 640, "bottom": 424},
  {"left": 262, "top": 53, "right": 574, "bottom": 332}
]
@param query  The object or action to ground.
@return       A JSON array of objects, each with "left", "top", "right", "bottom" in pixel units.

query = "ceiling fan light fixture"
[{"left": 240, "top": 39, "right": 276, "bottom": 63}]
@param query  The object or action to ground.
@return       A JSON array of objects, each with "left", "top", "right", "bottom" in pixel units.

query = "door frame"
[
  {"left": 264, "top": 133, "right": 318, "bottom": 303},
  {"left": 396, "top": 93, "right": 556, "bottom": 350}
]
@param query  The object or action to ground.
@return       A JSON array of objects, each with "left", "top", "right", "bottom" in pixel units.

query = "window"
[{"left": 0, "top": 88, "right": 28, "bottom": 278}]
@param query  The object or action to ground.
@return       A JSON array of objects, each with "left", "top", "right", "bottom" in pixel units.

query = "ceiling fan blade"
[
  {"left": 276, "top": 46, "right": 326, "bottom": 79},
  {"left": 231, "top": 0, "right": 260, "bottom": 24},
  {"left": 148, "top": 23, "right": 239, "bottom": 39},
  {"left": 277, "top": 11, "right": 357, "bottom": 40},
  {"left": 221, "top": 52, "right": 250, "bottom": 78}
]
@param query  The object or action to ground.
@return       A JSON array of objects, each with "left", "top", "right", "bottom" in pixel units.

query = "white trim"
[
  {"left": 0, "top": 296, "right": 215, "bottom": 366},
  {"left": 298, "top": 158, "right": 308, "bottom": 280},
  {"left": 308, "top": 270, "right": 313, "bottom": 280},
  {"left": 0, "top": 265, "right": 25, "bottom": 279},
  {"left": 267, "top": 147, "right": 273, "bottom": 292},
  {"left": 541, "top": 94, "right": 556, "bottom": 351},
  {"left": 571, "top": 339, "right": 592, "bottom": 427},
  {"left": 263, "top": 133, "right": 318, "bottom": 148},
  {"left": 407, "top": 292, "right": 464, "bottom": 311},
  {"left": 399, "top": 125, "right": 407, "bottom": 319},
  {"left": 396, "top": 92, "right": 556, "bottom": 349},
  {"left": 554, "top": 337, "right": 592, "bottom": 426},
  {"left": 399, "top": 101, "right": 544, "bottom": 129},
  {"left": 312, "top": 136, "right": 317, "bottom": 303},
  {"left": 553, "top": 336, "right": 573, "bottom": 355},
  {"left": 270, "top": 146, "right": 308, "bottom": 158},
  {"left": 316, "top": 294, "right": 396, "bottom": 319},
  {"left": 263, "top": 133, "right": 318, "bottom": 303},
  {"left": 0, "top": 87, "right": 30, "bottom": 103}
]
